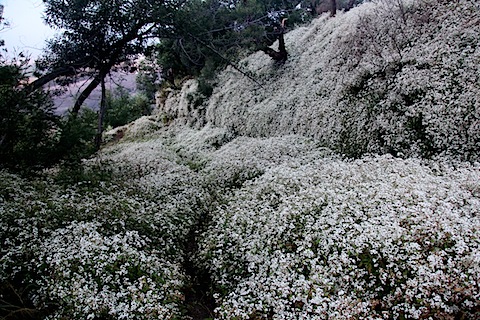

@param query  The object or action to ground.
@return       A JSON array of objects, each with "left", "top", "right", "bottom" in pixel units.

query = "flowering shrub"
[
  {"left": 198, "top": 152, "right": 480, "bottom": 319},
  {"left": 2, "top": 0, "right": 480, "bottom": 317},
  {"left": 103, "top": 115, "right": 163, "bottom": 144},
  {"left": 1, "top": 126, "right": 480, "bottom": 319},
  {"left": 0, "top": 134, "right": 208, "bottom": 319},
  {"left": 35, "top": 221, "right": 184, "bottom": 319},
  {"left": 205, "top": 0, "right": 480, "bottom": 160},
  {"left": 201, "top": 135, "right": 332, "bottom": 190}
]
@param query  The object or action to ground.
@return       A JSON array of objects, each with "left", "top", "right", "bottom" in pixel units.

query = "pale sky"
[{"left": 1, "top": 0, "right": 56, "bottom": 58}]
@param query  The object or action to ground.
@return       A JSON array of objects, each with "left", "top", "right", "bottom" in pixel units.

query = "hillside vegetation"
[
  {"left": 1, "top": 0, "right": 480, "bottom": 319},
  {"left": 170, "top": 0, "right": 480, "bottom": 160}
]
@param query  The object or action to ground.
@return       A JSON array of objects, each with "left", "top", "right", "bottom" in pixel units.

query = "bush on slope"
[
  {"left": 1, "top": 124, "right": 479, "bottom": 319},
  {"left": 205, "top": 0, "right": 480, "bottom": 161},
  {"left": 0, "top": 136, "right": 209, "bottom": 319},
  {"left": 197, "top": 139, "right": 480, "bottom": 319}
]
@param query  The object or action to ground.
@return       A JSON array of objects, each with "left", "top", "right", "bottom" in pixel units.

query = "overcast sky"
[{"left": 1, "top": 0, "right": 56, "bottom": 58}]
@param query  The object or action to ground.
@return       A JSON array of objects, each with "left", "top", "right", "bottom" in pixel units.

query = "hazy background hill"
[{"left": 52, "top": 71, "right": 137, "bottom": 114}]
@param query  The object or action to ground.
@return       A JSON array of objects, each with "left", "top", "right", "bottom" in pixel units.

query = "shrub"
[
  {"left": 56, "top": 108, "right": 98, "bottom": 165},
  {"left": 0, "top": 56, "right": 59, "bottom": 172},
  {"left": 196, "top": 137, "right": 480, "bottom": 319},
  {"left": 104, "top": 88, "right": 152, "bottom": 129},
  {"left": 205, "top": 0, "right": 480, "bottom": 161},
  {"left": 34, "top": 221, "right": 184, "bottom": 319}
]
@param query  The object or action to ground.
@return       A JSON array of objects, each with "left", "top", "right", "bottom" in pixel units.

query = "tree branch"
[
  {"left": 261, "top": 19, "right": 288, "bottom": 62},
  {"left": 188, "top": 33, "right": 263, "bottom": 88},
  {"left": 26, "top": 66, "right": 78, "bottom": 93},
  {"left": 72, "top": 68, "right": 108, "bottom": 114}
]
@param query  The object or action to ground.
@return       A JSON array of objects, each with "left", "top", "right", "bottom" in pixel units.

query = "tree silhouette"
[{"left": 30, "top": 0, "right": 177, "bottom": 114}]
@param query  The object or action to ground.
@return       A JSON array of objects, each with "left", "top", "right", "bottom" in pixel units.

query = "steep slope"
[
  {"left": 3, "top": 127, "right": 480, "bottom": 319},
  {"left": 161, "top": 0, "right": 480, "bottom": 160},
  {"left": 2, "top": 1, "right": 480, "bottom": 320}
]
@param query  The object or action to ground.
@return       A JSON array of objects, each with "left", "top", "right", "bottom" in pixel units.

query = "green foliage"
[
  {"left": 155, "top": 0, "right": 314, "bottom": 84},
  {"left": 36, "top": 0, "right": 177, "bottom": 114},
  {"left": 135, "top": 59, "right": 161, "bottom": 101},
  {"left": 56, "top": 108, "right": 97, "bottom": 165},
  {"left": 41, "top": 0, "right": 169, "bottom": 69},
  {"left": 0, "top": 55, "right": 107, "bottom": 173},
  {"left": 54, "top": 159, "right": 113, "bottom": 189},
  {"left": 104, "top": 88, "right": 152, "bottom": 129},
  {"left": 156, "top": 39, "right": 201, "bottom": 79},
  {"left": 0, "top": 56, "right": 60, "bottom": 172},
  {"left": 197, "top": 58, "right": 219, "bottom": 97}
]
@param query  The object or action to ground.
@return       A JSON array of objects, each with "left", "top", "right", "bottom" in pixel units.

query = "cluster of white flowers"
[
  {"left": 2, "top": 124, "right": 479, "bottom": 318},
  {"left": 201, "top": 135, "right": 333, "bottom": 189},
  {"left": 0, "top": 134, "right": 209, "bottom": 319},
  {"left": 157, "top": 79, "right": 208, "bottom": 128},
  {"left": 197, "top": 139, "right": 480, "bottom": 319},
  {"left": 103, "top": 115, "right": 163, "bottom": 142},
  {"left": 204, "top": 0, "right": 480, "bottom": 160},
  {"left": 34, "top": 221, "right": 183, "bottom": 319},
  {"left": 2, "top": 0, "right": 480, "bottom": 318}
]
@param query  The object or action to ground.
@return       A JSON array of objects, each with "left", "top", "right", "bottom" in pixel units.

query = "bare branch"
[{"left": 188, "top": 33, "right": 263, "bottom": 88}]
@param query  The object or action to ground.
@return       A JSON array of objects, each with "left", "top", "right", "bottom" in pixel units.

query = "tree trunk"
[
  {"left": 95, "top": 77, "right": 107, "bottom": 150},
  {"left": 72, "top": 69, "right": 108, "bottom": 114},
  {"left": 261, "top": 34, "right": 287, "bottom": 62},
  {"left": 262, "top": 19, "right": 288, "bottom": 62},
  {"left": 166, "top": 68, "right": 177, "bottom": 89},
  {"left": 25, "top": 23, "right": 144, "bottom": 107},
  {"left": 330, "top": 0, "right": 337, "bottom": 17}
]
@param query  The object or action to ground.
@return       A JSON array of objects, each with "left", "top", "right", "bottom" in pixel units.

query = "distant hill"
[{"left": 52, "top": 71, "right": 137, "bottom": 114}]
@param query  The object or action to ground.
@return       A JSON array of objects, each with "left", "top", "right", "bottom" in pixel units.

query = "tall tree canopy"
[
  {"left": 154, "top": 0, "right": 367, "bottom": 82},
  {"left": 31, "top": 0, "right": 179, "bottom": 114},
  {"left": 157, "top": 0, "right": 307, "bottom": 74},
  {"left": 29, "top": 0, "right": 368, "bottom": 114}
]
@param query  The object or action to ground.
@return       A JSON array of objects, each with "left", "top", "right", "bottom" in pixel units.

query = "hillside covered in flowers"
[{"left": 1, "top": 0, "right": 479, "bottom": 319}]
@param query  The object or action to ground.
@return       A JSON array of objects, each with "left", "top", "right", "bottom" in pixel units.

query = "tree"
[
  {"left": 155, "top": 0, "right": 310, "bottom": 89},
  {"left": 26, "top": 0, "right": 179, "bottom": 147},
  {"left": 0, "top": 55, "right": 59, "bottom": 171},
  {"left": 330, "top": 0, "right": 337, "bottom": 16},
  {"left": 0, "top": 6, "right": 98, "bottom": 171},
  {"left": 135, "top": 57, "right": 162, "bottom": 101},
  {"left": 0, "top": 4, "right": 9, "bottom": 49},
  {"left": 104, "top": 87, "right": 151, "bottom": 129},
  {"left": 261, "top": 18, "right": 288, "bottom": 62},
  {"left": 34, "top": 0, "right": 171, "bottom": 109}
]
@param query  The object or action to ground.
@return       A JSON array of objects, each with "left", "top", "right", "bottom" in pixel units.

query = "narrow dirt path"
[{"left": 182, "top": 226, "right": 216, "bottom": 320}]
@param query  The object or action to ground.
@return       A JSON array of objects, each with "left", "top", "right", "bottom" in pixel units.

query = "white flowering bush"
[
  {"left": 198, "top": 151, "right": 480, "bottom": 319},
  {"left": 201, "top": 135, "right": 332, "bottom": 190},
  {"left": 103, "top": 115, "right": 163, "bottom": 144},
  {"left": 34, "top": 221, "right": 183, "bottom": 319},
  {"left": 0, "top": 171, "right": 48, "bottom": 286},
  {"left": 157, "top": 79, "right": 208, "bottom": 128},
  {"left": 97, "top": 137, "right": 214, "bottom": 265},
  {"left": 205, "top": 0, "right": 480, "bottom": 160},
  {"left": 2, "top": 1, "right": 480, "bottom": 317},
  {"left": 0, "top": 134, "right": 208, "bottom": 319},
  {"left": 2, "top": 125, "right": 480, "bottom": 319},
  {"left": 334, "top": 0, "right": 480, "bottom": 159}
]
